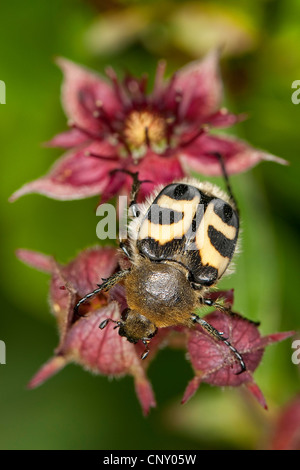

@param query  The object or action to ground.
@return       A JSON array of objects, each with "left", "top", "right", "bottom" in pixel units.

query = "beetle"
[{"left": 74, "top": 154, "right": 245, "bottom": 373}]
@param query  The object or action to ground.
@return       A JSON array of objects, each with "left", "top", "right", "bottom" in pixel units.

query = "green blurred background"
[{"left": 1, "top": 0, "right": 299, "bottom": 450}]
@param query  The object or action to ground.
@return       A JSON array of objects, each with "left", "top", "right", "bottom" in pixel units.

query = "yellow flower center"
[{"left": 123, "top": 110, "right": 167, "bottom": 149}]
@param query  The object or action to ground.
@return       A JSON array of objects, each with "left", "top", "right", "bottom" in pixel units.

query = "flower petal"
[
  {"left": 187, "top": 311, "right": 292, "bottom": 387},
  {"left": 10, "top": 146, "right": 119, "bottom": 201},
  {"left": 245, "top": 381, "right": 268, "bottom": 410},
  {"left": 28, "top": 355, "right": 67, "bottom": 389},
  {"left": 165, "top": 50, "right": 223, "bottom": 122},
  {"left": 187, "top": 311, "right": 258, "bottom": 386},
  {"left": 16, "top": 249, "right": 55, "bottom": 274},
  {"left": 206, "top": 109, "right": 247, "bottom": 128},
  {"left": 181, "top": 376, "right": 202, "bottom": 404},
  {"left": 57, "top": 57, "right": 122, "bottom": 134},
  {"left": 132, "top": 151, "right": 186, "bottom": 200},
  {"left": 60, "top": 246, "right": 119, "bottom": 298},
  {"left": 180, "top": 133, "right": 288, "bottom": 176},
  {"left": 45, "top": 128, "right": 89, "bottom": 148},
  {"left": 133, "top": 368, "right": 156, "bottom": 416}
]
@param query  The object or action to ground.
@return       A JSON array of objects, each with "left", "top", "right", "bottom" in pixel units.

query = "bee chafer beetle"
[{"left": 75, "top": 155, "right": 245, "bottom": 373}]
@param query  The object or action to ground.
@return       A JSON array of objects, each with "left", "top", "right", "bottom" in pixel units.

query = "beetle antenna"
[{"left": 211, "top": 152, "right": 239, "bottom": 212}]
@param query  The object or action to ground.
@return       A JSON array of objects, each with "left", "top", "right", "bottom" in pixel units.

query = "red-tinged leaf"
[{"left": 180, "top": 133, "right": 288, "bottom": 176}]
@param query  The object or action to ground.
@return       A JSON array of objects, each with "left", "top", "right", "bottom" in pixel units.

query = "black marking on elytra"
[
  {"left": 185, "top": 250, "right": 218, "bottom": 286},
  {"left": 160, "top": 183, "right": 199, "bottom": 201},
  {"left": 208, "top": 225, "right": 236, "bottom": 258},
  {"left": 147, "top": 206, "right": 183, "bottom": 225},
  {"left": 199, "top": 191, "right": 214, "bottom": 209},
  {"left": 137, "top": 235, "right": 218, "bottom": 287},
  {"left": 174, "top": 184, "right": 189, "bottom": 199},
  {"left": 137, "top": 237, "right": 185, "bottom": 261},
  {"left": 213, "top": 199, "right": 238, "bottom": 228}
]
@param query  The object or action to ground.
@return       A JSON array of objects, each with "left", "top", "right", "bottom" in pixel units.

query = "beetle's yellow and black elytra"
[
  {"left": 133, "top": 180, "right": 239, "bottom": 287},
  {"left": 75, "top": 161, "right": 246, "bottom": 373}
]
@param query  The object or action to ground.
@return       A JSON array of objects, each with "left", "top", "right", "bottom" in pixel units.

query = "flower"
[
  {"left": 10, "top": 51, "right": 286, "bottom": 203},
  {"left": 16, "top": 247, "right": 159, "bottom": 415},
  {"left": 181, "top": 290, "right": 295, "bottom": 409},
  {"left": 17, "top": 246, "right": 294, "bottom": 416}
]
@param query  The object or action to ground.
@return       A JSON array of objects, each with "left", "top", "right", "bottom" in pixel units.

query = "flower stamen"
[{"left": 123, "top": 110, "right": 167, "bottom": 150}]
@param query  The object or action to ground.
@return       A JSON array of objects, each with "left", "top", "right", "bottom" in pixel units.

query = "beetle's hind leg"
[{"left": 191, "top": 314, "right": 246, "bottom": 375}]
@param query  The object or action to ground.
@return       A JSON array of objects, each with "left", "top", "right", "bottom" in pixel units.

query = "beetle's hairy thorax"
[{"left": 124, "top": 258, "right": 199, "bottom": 328}]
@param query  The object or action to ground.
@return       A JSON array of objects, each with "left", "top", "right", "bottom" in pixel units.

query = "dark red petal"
[
  {"left": 61, "top": 302, "right": 157, "bottom": 414},
  {"left": 57, "top": 57, "right": 122, "bottom": 134},
  {"left": 256, "top": 331, "right": 295, "bottom": 349},
  {"left": 180, "top": 133, "right": 288, "bottom": 176},
  {"left": 187, "top": 311, "right": 287, "bottom": 387},
  {"left": 61, "top": 246, "right": 119, "bottom": 298},
  {"left": 27, "top": 356, "right": 67, "bottom": 389},
  {"left": 133, "top": 368, "right": 156, "bottom": 416},
  {"left": 205, "top": 109, "right": 247, "bottom": 128},
  {"left": 245, "top": 381, "right": 268, "bottom": 410},
  {"left": 187, "top": 316, "right": 258, "bottom": 386},
  {"left": 165, "top": 50, "right": 223, "bottom": 122},
  {"left": 45, "top": 128, "right": 89, "bottom": 148},
  {"left": 185, "top": 309, "right": 294, "bottom": 408},
  {"left": 181, "top": 376, "right": 202, "bottom": 404},
  {"left": 131, "top": 151, "right": 185, "bottom": 200},
  {"left": 49, "top": 263, "right": 75, "bottom": 343},
  {"left": 62, "top": 302, "right": 156, "bottom": 415},
  {"left": 99, "top": 169, "right": 130, "bottom": 204},
  {"left": 10, "top": 146, "right": 119, "bottom": 201},
  {"left": 205, "top": 289, "right": 234, "bottom": 306},
  {"left": 16, "top": 249, "right": 55, "bottom": 274}
]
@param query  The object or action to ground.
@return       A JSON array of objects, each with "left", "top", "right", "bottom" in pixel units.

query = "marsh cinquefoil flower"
[
  {"left": 17, "top": 250, "right": 294, "bottom": 414},
  {"left": 10, "top": 51, "right": 286, "bottom": 203}
]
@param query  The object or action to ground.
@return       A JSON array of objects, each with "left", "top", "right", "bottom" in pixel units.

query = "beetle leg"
[{"left": 191, "top": 314, "right": 246, "bottom": 374}]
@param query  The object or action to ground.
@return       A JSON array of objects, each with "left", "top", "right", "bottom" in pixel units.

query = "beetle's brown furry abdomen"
[{"left": 124, "top": 259, "right": 198, "bottom": 328}]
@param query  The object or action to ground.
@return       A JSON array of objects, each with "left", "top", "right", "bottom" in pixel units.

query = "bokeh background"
[{"left": 1, "top": 0, "right": 300, "bottom": 450}]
